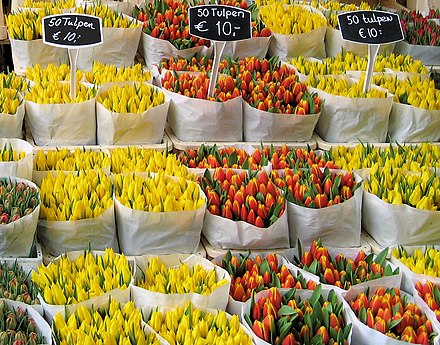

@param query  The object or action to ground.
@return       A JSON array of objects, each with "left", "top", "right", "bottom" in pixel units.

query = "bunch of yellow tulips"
[
  {"left": 258, "top": 2, "right": 326, "bottom": 35},
  {"left": 53, "top": 299, "right": 160, "bottom": 345},
  {"left": 39, "top": 170, "right": 113, "bottom": 221},
  {"left": 32, "top": 248, "right": 132, "bottom": 305},
  {"left": 392, "top": 246, "right": 440, "bottom": 277},
  {"left": 136, "top": 256, "right": 228, "bottom": 295},
  {"left": 373, "top": 74, "right": 440, "bottom": 110},
  {"left": 75, "top": 4, "right": 140, "bottom": 28},
  {"left": 0, "top": 89, "right": 22, "bottom": 115},
  {"left": 25, "top": 82, "right": 96, "bottom": 104},
  {"left": 114, "top": 171, "right": 205, "bottom": 212},
  {"left": 328, "top": 143, "right": 440, "bottom": 172},
  {"left": 110, "top": 148, "right": 192, "bottom": 179},
  {"left": 308, "top": 75, "right": 388, "bottom": 98},
  {"left": 148, "top": 301, "right": 252, "bottom": 345},
  {"left": 25, "top": 63, "right": 84, "bottom": 84},
  {"left": 84, "top": 62, "right": 152, "bottom": 85},
  {"left": 34, "top": 148, "right": 110, "bottom": 171},
  {"left": 6, "top": 8, "right": 61, "bottom": 40},
  {"left": 0, "top": 142, "right": 25, "bottom": 162},
  {"left": 97, "top": 83, "right": 165, "bottom": 114},
  {"left": 364, "top": 165, "right": 440, "bottom": 210},
  {"left": 0, "top": 71, "right": 28, "bottom": 91},
  {"left": 21, "top": 0, "right": 75, "bottom": 9}
]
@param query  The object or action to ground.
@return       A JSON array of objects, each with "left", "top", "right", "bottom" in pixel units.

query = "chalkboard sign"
[
  {"left": 338, "top": 10, "right": 404, "bottom": 45},
  {"left": 188, "top": 5, "right": 252, "bottom": 42},
  {"left": 43, "top": 14, "right": 103, "bottom": 49}
]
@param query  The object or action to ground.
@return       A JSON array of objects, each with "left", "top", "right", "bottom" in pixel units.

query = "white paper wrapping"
[
  {"left": 202, "top": 205, "right": 289, "bottom": 250},
  {"left": 165, "top": 89, "right": 243, "bottom": 142},
  {"left": 37, "top": 205, "right": 118, "bottom": 257},
  {"left": 77, "top": 22, "right": 142, "bottom": 71},
  {"left": 115, "top": 182, "right": 206, "bottom": 256},
  {"left": 10, "top": 39, "right": 68, "bottom": 74},
  {"left": 212, "top": 252, "right": 319, "bottom": 316},
  {"left": 343, "top": 285, "right": 440, "bottom": 345},
  {"left": 1, "top": 299, "right": 52, "bottom": 344},
  {"left": 131, "top": 254, "right": 231, "bottom": 310},
  {"left": 283, "top": 247, "right": 402, "bottom": 296},
  {"left": 0, "top": 177, "right": 39, "bottom": 257},
  {"left": 0, "top": 138, "right": 33, "bottom": 181},
  {"left": 242, "top": 286, "right": 353, "bottom": 345},
  {"left": 313, "top": 83, "right": 393, "bottom": 143},
  {"left": 220, "top": 36, "right": 271, "bottom": 60},
  {"left": 141, "top": 33, "right": 213, "bottom": 67},
  {"left": 0, "top": 96, "right": 25, "bottom": 139},
  {"left": 388, "top": 102, "right": 440, "bottom": 143},
  {"left": 394, "top": 41, "right": 440, "bottom": 66},
  {"left": 243, "top": 101, "right": 320, "bottom": 142},
  {"left": 266, "top": 5, "right": 326, "bottom": 59},
  {"left": 390, "top": 245, "right": 440, "bottom": 293},
  {"left": 325, "top": 27, "right": 395, "bottom": 57},
  {"left": 96, "top": 82, "right": 170, "bottom": 145},
  {"left": 39, "top": 250, "right": 132, "bottom": 322},
  {"left": 25, "top": 97, "right": 96, "bottom": 146},
  {"left": 362, "top": 190, "right": 440, "bottom": 248},
  {"left": 286, "top": 182, "right": 363, "bottom": 248}
]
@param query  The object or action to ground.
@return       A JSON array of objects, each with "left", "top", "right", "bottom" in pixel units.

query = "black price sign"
[
  {"left": 338, "top": 10, "right": 404, "bottom": 45},
  {"left": 188, "top": 5, "right": 252, "bottom": 42},
  {"left": 43, "top": 13, "right": 103, "bottom": 49}
]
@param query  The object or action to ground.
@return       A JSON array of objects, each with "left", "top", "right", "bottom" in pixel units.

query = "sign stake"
[
  {"left": 363, "top": 43, "right": 379, "bottom": 93},
  {"left": 68, "top": 48, "right": 79, "bottom": 100},
  {"left": 208, "top": 41, "right": 226, "bottom": 98}
]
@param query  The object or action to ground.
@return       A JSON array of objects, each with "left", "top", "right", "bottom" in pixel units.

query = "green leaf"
[
  {"left": 343, "top": 323, "right": 352, "bottom": 340},
  {"left": 311, "top": 284, "right": 322, "bottom": 306},
  {"left": 434, "top": 285, "right": 440, "bottom": 304},
  {"left": 279, "top": 320, "right": 294, "bottom": 341},
  {"left": 304, "top": 312, "right": 313, "bottom": 333},
  {"left": 277, "top": 305, "right": 298, "bottom": 316},
  {"left": 389, "top": 317, "right": 403, "bottom": 329},
  {"left": 374, "top": 247, "right": 389, "bottom": 266},
  {"left": 244, "top": 313, "right": 252, "bottom": 327},
  {"left": 359, "top": 306, "right": 367, "bottom": 324},
  {"left": 328, "top": 289, "right": 338, "bottom": 306},
  {"left": 283, "top": 288, "right": 297, "bottom": 305},
  {"left": 310, "top": 333, "right": 323, "bottom": 345},
  {"left": 323, "top": 308, "right": 330, "bottom": 329},
  {"left": 259, "top": 259, "right": 271, "bottom": 275}
]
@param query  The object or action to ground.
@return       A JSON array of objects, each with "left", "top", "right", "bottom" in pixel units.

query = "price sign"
[
  {"left": 188, "top": 5, "right": 252, "bottom": 42},
  {"left": 338, "top": 10, "right": 404, "bottom": 45},
  {"left": 43, "top": 13, "right": 103, "bottom": 48}
]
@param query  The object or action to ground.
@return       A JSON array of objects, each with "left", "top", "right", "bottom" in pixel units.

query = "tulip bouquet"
[
  {"left": 25, "top": 81, "right": 97, "bottom": 146},
  {"left": 25, "top": 63, "right": 84, "bottom": 85},
  {"left": 346, "top": 286, "right": 438, "bottom": 345},
  {"left": 272, "top": 166, "right": 362, "bottom": 247},
  {"left": 38, "top": 170, "right": 118, "bottom": 256},
  {"left": 147, "top": 301, "right": 253, "bottom": 344},
  {"left": 251, "top": 145, "right": 337, "bottom": 171},
  {"left": 132, "top": 254, "right": 230, "bottom": 310},
  {"left": 415, "top": 280, "right": 440, "bottom": 322},
  {"left": 33, "top": 147, "right": 110, "bottom": 185},
  {"left": 162, "top": 71, "right": 243, "bottom": 141},
  {"left": 391, "top": 245, "right": 440, "bottom": 292},
  {"left": 326, "top": 143, "right": 440, "bottom": 174},
  {"left": 0, "top": 143, "right": 25, "bottom": 163},
  {"left": 0, "top": 82, "right": 25, "bottom": 136},
  {"left": 158, "top": 55, "right": 214, "bottom": 73},
  {"left": 291, "top": 239, "right": 400, "bottom": 292},
  {"left": 0, "top": 299, "right": 50, "bottom": 345},
  {"left": 53, "top": 299, "right": 160, "bottom": 345},
  {"left": 309, "top": 74, "right": 393, "bottom": 143},
  {"left": 0, "top": 177, "right": 40, "bottom": 257},
  {"left": 363, "top": 166, "right": 440, "bottom": 247},
  {"left": 372, "top": 74, "right": 440, "bottom": 142},
  {"left": 96, "top": 82, "right": 169, "bottom": 145},
  {"left": 135, "top": 0, "right": 211, "bottom": 66},
  {"left": 6, "top": 8, "right": 68, "bottom": 72},
  {"left": 0, "top": 261, "right": 39, "bottom": 306},
  {"left": 243, "top": 285, "right": 352, "bottom": 345},
  {"left": 110, "top": 148, "right": 193, "bottom": 179},
  {"left": 114, "top": 171, "right": 206, "bottom": 255},
  {"left": 74, "top": 4, "right": 142, "bottom": 70},
  {"left": 0, "top": 72, "right": 28, "bottom": 93},
  {"left": 20, "top": 0, "right": 75, "bottom": 10},
  {"left": 257, "top": 1, "right": 327, "bottom": 59},
  {"left": 83, "top": 61, "right": 152, "bottom": 85},
  {"left": 214, "top": 251, "right": 318, "bottom": 315},
  {"left": 200, "top": 168, "right": 288, "bottom": 249},
  {"left": 32, "top": 248, "right": 132, "bottom": 320}
]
